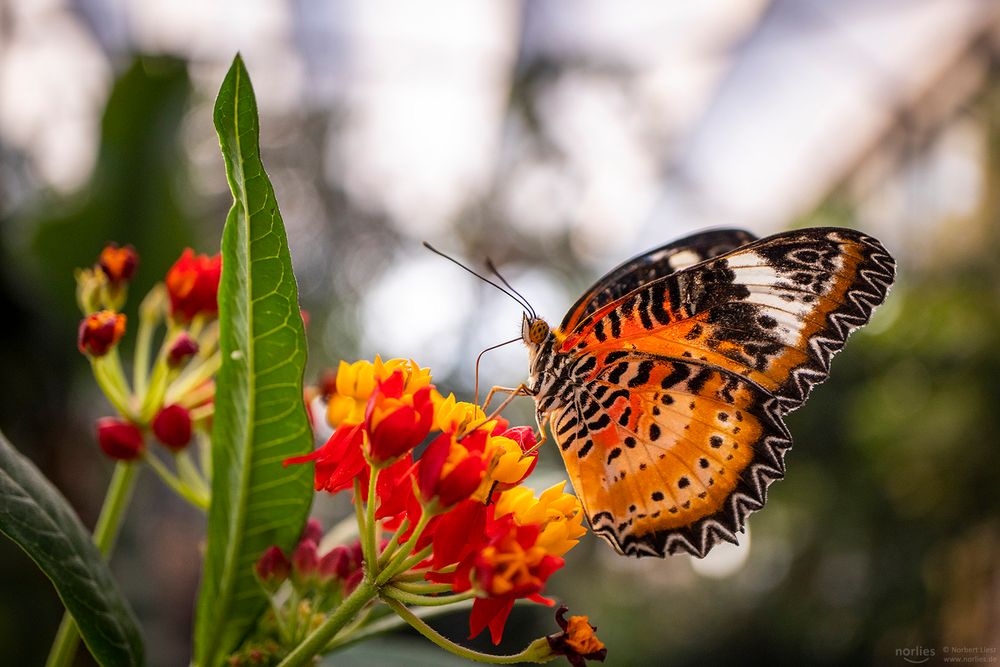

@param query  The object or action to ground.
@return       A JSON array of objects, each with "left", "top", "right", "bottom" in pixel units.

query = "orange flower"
[
  {"left": 78, "top": 310, "right": 126, "bottom": 357},
  {"left": 165, "top": 248, "right": 221, "bottom": 320},
  {"left": 546, "top": 606, "right": 607, "bottom": 667}
]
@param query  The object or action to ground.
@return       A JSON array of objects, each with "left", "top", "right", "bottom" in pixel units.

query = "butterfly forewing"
[
  {"left": 558, "top": 229, "right": 758, "bottom": 333},
  {"left": 536, "top": 227, "right": 895, "bottom": 558}
]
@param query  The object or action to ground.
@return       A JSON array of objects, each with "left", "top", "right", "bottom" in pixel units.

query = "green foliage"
[
  {"left": 194, "top": 55, "right": 314, "bottom": 666},
  {"left": 0, "top": 432, "right": 143, "bottom": 667}
]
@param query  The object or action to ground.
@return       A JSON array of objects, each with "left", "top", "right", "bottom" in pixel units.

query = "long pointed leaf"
[
  {"left": 194, "top": 54, "right": 313, "bottom": 666},
  {"left": 0, "top": 432, "right": 144, "bottom": 666}
]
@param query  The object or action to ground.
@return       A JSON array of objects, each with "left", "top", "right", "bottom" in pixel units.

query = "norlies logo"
[{"left": 896, "top": 646, "right": 936, "bottom": 664}]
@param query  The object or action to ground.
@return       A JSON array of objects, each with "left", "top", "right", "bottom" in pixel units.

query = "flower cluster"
[
  {"left": 272, "top": 356, "right": 602, "bottom": 664},
  {"left": 76, "top": 244, "right": 222, "bottom": 509}
]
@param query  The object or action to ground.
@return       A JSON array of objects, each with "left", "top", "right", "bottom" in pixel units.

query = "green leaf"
[
  {"left": 0, "top": 432, "right": 144, "bottom": 667},
  {"left": 194, "top": 54, "right": 313, "bottom": 666}
]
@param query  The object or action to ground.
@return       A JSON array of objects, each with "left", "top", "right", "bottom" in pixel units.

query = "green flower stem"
[
  {"left": 164, "top": 351, "right": 221, "bottom": 406},
  {"left": 377, "top": 517, "right": 409, "bottom": 568},
  {"left": 391, "top": 581, "right": 454, "bottom": 594},
  {"left": 363, "top": 464, "right": 379, "bottom": 580},
  {"left": 353, "top": 479, "right": 368, "bottom": 560},
  {"left": 375, "top": 512, "right": 432, "bottom": 585},
  {"left": 382, "top": 597, "right": 552, "bottom": 665},
  {"left": 387, "top": 545, "right": 432, "bottom": 581},
  {"left": 324, "top": 600, "right": 473, "bottom": 653},
  {"left": 175, "top": 450, "right": 210, "bottom": 498},
  {"left": 144, "top": 451, "right": 209, "bottom": 510},
  {"left": 45, "top": 462, "right": 139, "bottom": 667},
  {"left": 91, "top": 357, "right": 134, "bottom": 419},
  {"left": 132, "top": 306, "right": 156, "bottom": 397},
  {"left": 382, "top": 586, "right": 474, "bottom": 607},
  {"left": 276, "top": 579, "right": 378, "bottom": 667}
]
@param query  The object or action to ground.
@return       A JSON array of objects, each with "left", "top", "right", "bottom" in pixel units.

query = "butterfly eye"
[{"left": 529, "top": 320, "right": 549, "bottom": 344}]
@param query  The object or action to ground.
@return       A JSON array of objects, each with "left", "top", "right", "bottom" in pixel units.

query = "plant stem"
[
  {"left": 382, "top": 586, "right": 474, "bottom": 607},
  {"left": 363, "top": 466, "right": 379, "bottom": 580},
  {"left": 133, "top": 308, "right": 156, "bottom": 397},
  {"left": 375, "top": 512, "right": 432, "bottom": 585},
  {"left": 45, "top": 462, "right": 140, "bottom": 667},
  {"left": 276, "top": 580, "right": 378, "bottom": 667},
  {"left": 382, "top": 598, "right": 551, "bottom": 664},
  {"left": 144, "top": 451, "right": 209, "bottom": 510}
]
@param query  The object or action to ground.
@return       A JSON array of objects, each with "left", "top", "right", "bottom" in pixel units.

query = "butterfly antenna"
[
  {"left": 423, "top": 242, "right": 533, "bottom": 313},
  {"left": 485, "top": 258, "right": 537, "bottom": 320},
  {"left": 474, "top": 336, "right": 521, "bottom": 405}
]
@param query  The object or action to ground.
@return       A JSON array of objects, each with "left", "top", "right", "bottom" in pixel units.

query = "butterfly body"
[{"left": 522, "top": 227, "right": 895, "bottom": 558}]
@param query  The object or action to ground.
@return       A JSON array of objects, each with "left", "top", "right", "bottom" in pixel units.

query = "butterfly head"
[{"left": 521, "top": 313, "right": 550, "bottom": 347}]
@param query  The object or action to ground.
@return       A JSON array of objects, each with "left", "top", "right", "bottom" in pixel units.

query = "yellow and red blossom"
[
  {"left": 326, "top": 357, "right": 430, "bottom": 428},
  {"left": 494, "top": 482, "right": 586, "bottom": 557},
  {"left": 165, "top": 248, "right": 221, "bottom": 320},
  {"left": 78, "top": 310, "right": 126, "bottom": 357},
  {"left": 98, "top": 243, "right": 138, "bottom": 285},
  {"left": 364, "top": 369, "right": 434, "bottom": 464}
]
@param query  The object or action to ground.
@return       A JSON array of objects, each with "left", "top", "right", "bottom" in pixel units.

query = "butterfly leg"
[{"left": 482, "top": 384, "right": 533, "bottom": 419}]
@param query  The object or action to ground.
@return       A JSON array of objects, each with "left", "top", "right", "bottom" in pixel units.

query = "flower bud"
[
  {"left": 254, "top": 546, "right": 291, "bottom": 593},
  {"left": 318, "top": 546, "right": 349, "bottom": 582},
  {"left": 96, "top": 417, "right": 144, "bottom": 461},
  {"left": 301, "top": 518, "right": 323, "bottom": 545},
  {"left": 165, "top": 248, "right": 222, "bottom": 321},
  {"left": 291, "top": 539, "right": 319, "bottom": 587},
  {"left": 166, "top": 333, "right": 199, "bottom": 368},
  {"left": 98, "top": 243, "right": 138, "bottom": 285},
  {"left": 78, "top": 311, "right": 126, "bottom": 357},
  {"left": 152, "top": 404, "right": 193, "bottom": 450}
]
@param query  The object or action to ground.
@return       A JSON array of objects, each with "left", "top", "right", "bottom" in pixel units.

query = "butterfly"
[{"left": 518, "top": 227, "right": 895, "bottom": 558}]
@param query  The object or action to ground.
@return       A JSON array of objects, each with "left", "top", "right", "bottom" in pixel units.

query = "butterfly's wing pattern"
[
  {"left": 535, "top": 227, "right": 895, "bottom": 557},
  {"left": 558, "top": 229, "right": 759, "bottom": 333}
]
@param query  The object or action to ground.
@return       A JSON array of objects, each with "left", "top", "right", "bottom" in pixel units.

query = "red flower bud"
[
  {"left": 318, "top": 546, "right": 349, "bottom": 581},
  {"left": 98, "top": 243, "right": 138, "bottom": 284},
  {"left": 151, "top": 404, "right": 193, "bottom": 450},
  {"left": 254, "top": 546, "right": 290, "bottom": 592},
  {"left": 96, "top": 417, "right": 144, "bottom": 461},
  {"left": 301, "top": 518, "right": 323, "bottom": 545},
  {"left": 291, "top": 540, "right": 319, "bottom": 587},
  {"left": 166, "top": 333, "right": 199, "bottom": 368},
  {"left": 165, "top": 248, "right": 221, "bottom": 321},
  {"left": 78, "top": 311, "right": 126, "bottom": 357}
]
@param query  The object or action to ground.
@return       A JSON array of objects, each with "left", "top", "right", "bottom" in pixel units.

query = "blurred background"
[{"left": 2, "top": 0, "right": 999, "bottom": 664}]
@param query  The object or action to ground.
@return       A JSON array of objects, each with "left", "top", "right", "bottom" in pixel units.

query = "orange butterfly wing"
[{"left": 542, "top": 227, "right": 895, "bottom": 557}]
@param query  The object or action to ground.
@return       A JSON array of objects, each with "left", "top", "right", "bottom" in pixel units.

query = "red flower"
[
  {"left": 78, "top": 310, "right": 126, "bottom": 357},
  {"left": 165, "top": 248, "right": 221, "bottom": 320},
  {"left": 152, "top": 404, "right": 193, "bottom": 450},
  {"left": 98, "top": 243, "right": 138, "bottom": 284},
  {"left": 432, "top": 512, "right": 562, "bottom": 644},
  {"left": 417, "top": 429, "right": 491, "bottom": 508},
  {"left": 364, "top": 370, "right": 434, "bottom": 464},
  {"left": 96, "top": 417, "right": 144, "bottom": 461},
  {"left": 285, "top": 424, "right": 366, "bottom": 494}
]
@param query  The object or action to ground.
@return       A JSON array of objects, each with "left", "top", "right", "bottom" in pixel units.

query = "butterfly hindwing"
[
  {"left": 549, "top": 353, "right": 791, "bottom": 557},
  {"left": 538, "top": 227, "right": 895, "bottom": 558},
  {"left": 558, "top": 229, "right": 758, "bottom": 333}
]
